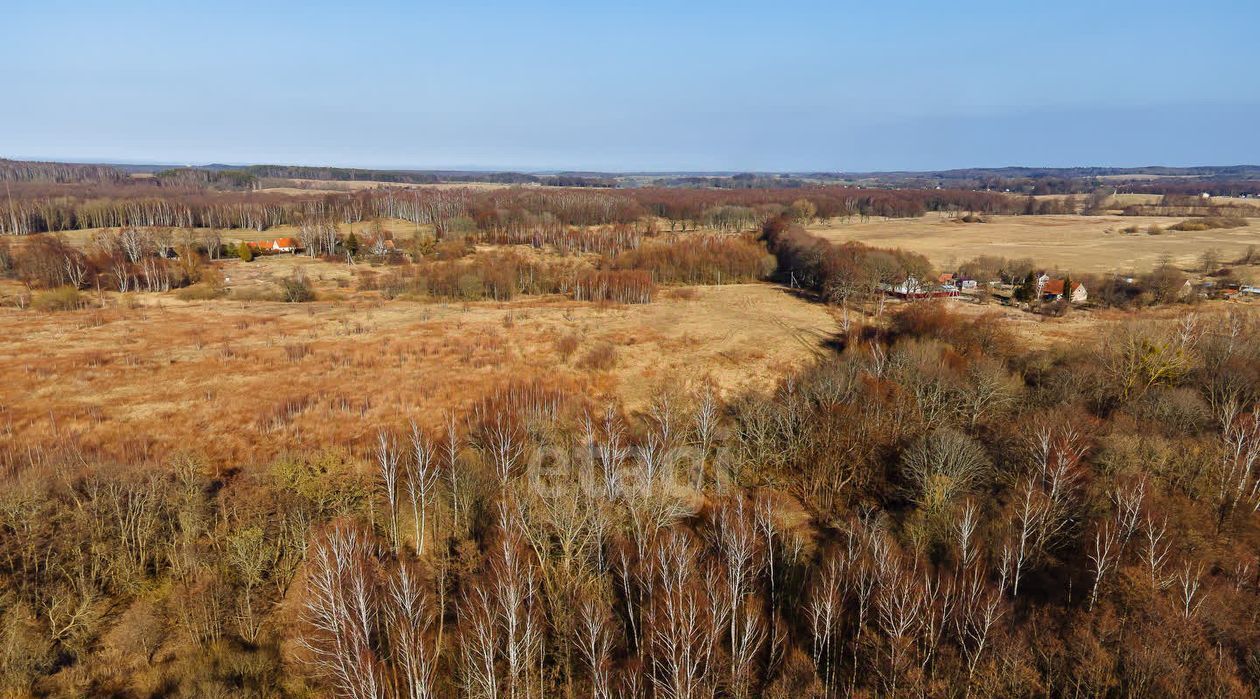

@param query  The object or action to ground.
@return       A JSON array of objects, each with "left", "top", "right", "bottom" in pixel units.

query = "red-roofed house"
[
  {"left": 1041, "top": 279, "right": 1087, "bottom": 303},
  {"left": 243, "top": 238, "right": 300, "bottom": 253}
]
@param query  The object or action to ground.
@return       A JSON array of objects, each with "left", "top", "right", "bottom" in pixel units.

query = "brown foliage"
[
  {"left": 609, "top": 233, "right": 774, "bottom": 285},
  {"left": 574, "top": 269, "right": 655, "bottom": 304},
  {"left": 577, "top": 342, "right": 619, "bottom": 371}
]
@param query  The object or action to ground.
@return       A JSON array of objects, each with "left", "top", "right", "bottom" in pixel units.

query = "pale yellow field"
[
  {"left": 1029, "top": 192, "right": 1258, "bottom": 208},
  {"left": 809, "top": 214, "right": 1260, "bottom": 274}
]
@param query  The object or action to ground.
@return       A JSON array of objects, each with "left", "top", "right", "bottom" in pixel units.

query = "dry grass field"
[
  {"left": 1032, "top": 192, "right": 1256, "bottom": 208},
  {"left": 809, "top": 213, "right": 1260, "bottom": 274},
  {"left": 0, "top": 265, "right": 837, "bottom": 466},
  {"left": 9, "top": 210, "right": 1260, "bottom": 470}
]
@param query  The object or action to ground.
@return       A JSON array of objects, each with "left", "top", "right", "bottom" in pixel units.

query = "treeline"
[
  {"left": 854, "top": 165, "right": 1260, "bottom": 197},
  {"left": 3, "top": 306, "right": 1260, "bottom": 695},
  {"left": 0, "top": 179, "right": 1033, "bottom": 236},
  {"left": 362, "top": 248, "right": 591, "bottom": 302},
  {"left": 152, "top": 168, "right": 262, "bottom": 191},
  {"left": 2, "top": 229, "right": 211, "bottom": 298},
  {"left": 5, "top": 168, "right": 1252, "bottom": 240},
  {"left": 364, "top": 252, "right": 659, "bottom": 305},
  {"left": 0, "top": 183, "right": 320, "bottom": 234},
  {"left": 760, "top": 216, "right": 932, "bottom": 307},
  {"left": 233, "top": 165, "right": 543, "bottom": 186},
  {"left": 648, "top": 173, "right": 816, "bottom": 189},
  {"left": 1131, "top": 180, "right": 1260, "bottom": 198},
  {"left": 360, "top": 233, "right": 772, "bottom": 303},
  {"left": 0, "top": 159, "right": 126, "bottom": 184},
  {"left": 4, "top": 224, "right": 774, "bottom": 310},
  {"left": 632, "top": 187, "right": 1020, "bottom": 226},
  {"left": 539, "top": 174, "right": 618, "bottom": 188},
  {"left": 1123, "top": 197, "right": 1260, "bottom": 218},
  {"left": 610, "top": 233, "right": 774, "bottom": 285}
]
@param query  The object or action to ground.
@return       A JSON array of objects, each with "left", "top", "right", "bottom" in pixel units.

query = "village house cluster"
[{"left": 882, "top": 271, "right": 1088, "bottom": 304}]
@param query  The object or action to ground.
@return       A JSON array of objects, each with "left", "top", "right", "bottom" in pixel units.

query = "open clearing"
[
  {"left": 0, "top": 276, "right": 837, "bottom": 464},
  {"left": 809, "top": 214, "right": 1260, "bottom": 274}
]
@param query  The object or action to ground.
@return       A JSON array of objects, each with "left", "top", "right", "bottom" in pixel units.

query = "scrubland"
[{"left": 2, "top": 173, "right": 1260, "bottom": 696}]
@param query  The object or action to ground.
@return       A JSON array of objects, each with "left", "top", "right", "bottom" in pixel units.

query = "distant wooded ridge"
[{"left": 3, "top": 158, "right": 1260, "bottom": 195}]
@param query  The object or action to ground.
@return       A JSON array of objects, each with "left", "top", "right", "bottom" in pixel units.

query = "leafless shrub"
[
  {"left": 554, "top": 332, "right": 581, "bottom": 361},
  {"left": 578, "top": 342, "right": 618, "bottom": 371}
]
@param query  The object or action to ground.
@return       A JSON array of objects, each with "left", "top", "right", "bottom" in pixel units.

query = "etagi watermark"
[{"left": 511, "top": 441, "right": 737, "bottom": 501}]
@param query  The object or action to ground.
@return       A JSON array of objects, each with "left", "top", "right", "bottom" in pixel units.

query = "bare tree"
[
  {"left": 1007, "top": 425, "right": 1086, "bottom": 597},
  {"left": 444, "top": 412, "right": 464, "bottom": 535},
  {"left": 383, "top": 558, "right": 439, "bottom": 699},
  {"left": 492, "top": 530, "right": 543, "bottom": 699},
  {"left": 646, "top": 528, "right": 721, "bottom": 699},
  {"left": 458, "top": 578, "right": 500, "bottom": 699},
  {"left": 377, "top": 430, "right": 403, "bottom": 554},
  {"left": 1087, "top": 522, "right": 1119, "bottom": 611},
  {"left": 692, "top": 390, "right": 719, "bottom": 488},
  {"left": 1140, "top": 515, "right": 1175, "bottom": 590},
  {"left": 118, "top": 228, "right": 150, "bottom": 263},
  {"left": 712, "top": 495, "right": 765, "bottom": 694},
  {"left": 1216, "top": 413, "right": 1260, "bottom": 527},
  {"left": 807, "top": 552, "right": 847, "bottom": 698},
  {"left": 574, "top": 586, "right": 616, "bottom": 699},
  {"left": 407, "top": 421, "right": 441, "bottom": 556},
  {"left": 955, "top": 566, "right": 1003, "bottom": 697},
  {"left": 481, "top": 412, "right": 526, "bottom": 491},
  {"left": 1176, "top": 563, "right": 1207, "bottom": 620},
  {"left": 226, "top": 525, "right": 271, "bottom": 644},
  {"left": 592, "top": 406, "right": 629, "bottom": 498},
  {"left": 901, "top": 429, "right": 989, "bottom": 514},
  {"left": 201, "top": 229, "right": 223, "bottom": 260},
  {"left": 298, "top": 524, "right": 382, "bottom": 699},
  {"left": 874, "top": 554, "right": 922, "bottom": 695}
]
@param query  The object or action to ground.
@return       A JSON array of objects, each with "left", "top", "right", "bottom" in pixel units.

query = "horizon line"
[{"left": 5, "top": 155, "right": 1260, "bottom": 178}]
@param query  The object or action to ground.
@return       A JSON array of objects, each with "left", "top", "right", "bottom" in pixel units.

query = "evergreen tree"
[{"left": 1016, "top": 272, "right": 1036, "bottom": 302}]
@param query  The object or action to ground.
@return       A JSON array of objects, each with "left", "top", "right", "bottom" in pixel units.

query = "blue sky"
[{"left": 4, "top": 0, "right": 1258, "bottom": 171}]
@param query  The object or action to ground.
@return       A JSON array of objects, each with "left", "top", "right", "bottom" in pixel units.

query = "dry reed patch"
[{"left": 0, "top": 282, "right": 837, "bottom": 465}]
